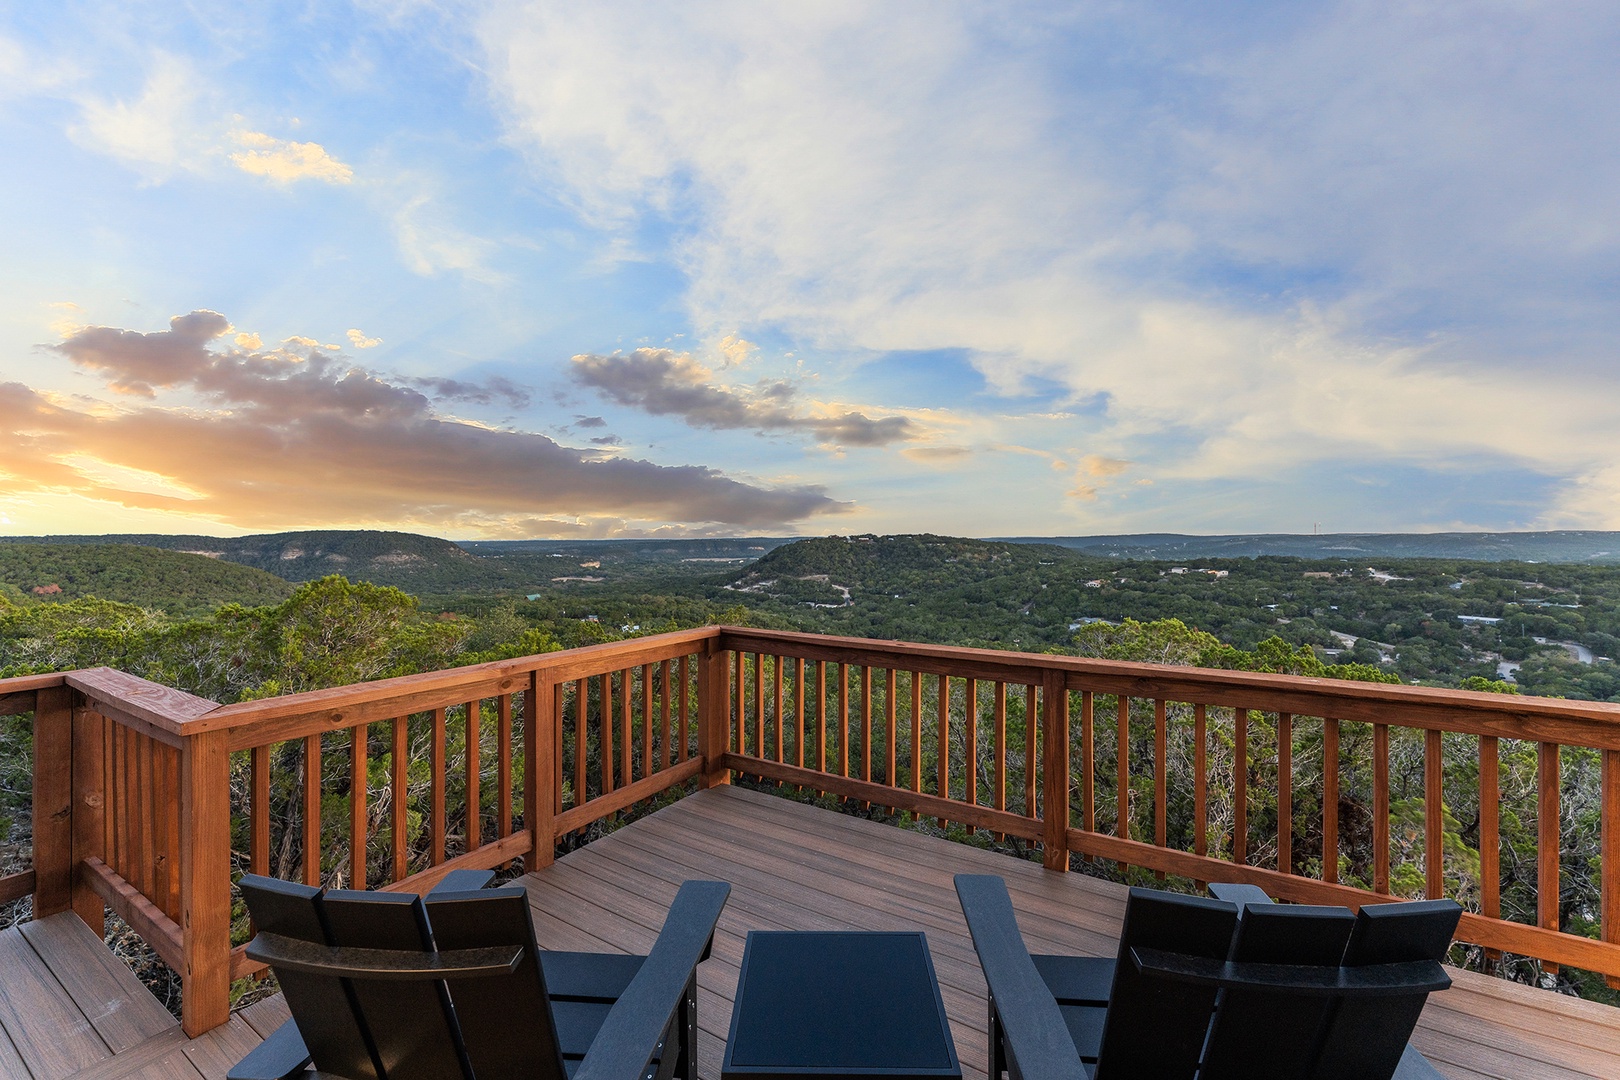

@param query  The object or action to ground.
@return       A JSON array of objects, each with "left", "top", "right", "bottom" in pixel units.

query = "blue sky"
[{"left": 2, "top": 2, "right": 1617, "bottom": 540}]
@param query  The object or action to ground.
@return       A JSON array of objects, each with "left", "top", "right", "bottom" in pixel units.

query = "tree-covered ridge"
[
  {"left": 702, "top": 535, "right": 1620, "bottom": 699},
  {"left": 0, "top": 544, "right": 293, "bottom": 615}
]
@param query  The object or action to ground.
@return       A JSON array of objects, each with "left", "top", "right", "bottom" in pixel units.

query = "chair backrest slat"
[
  {"left": 426, "top": 887, "right": 568, "bottom": 1080},
  {"left": 1312, "top": 900, "right": 1460, "bottom": 1080},
  {"left": 1198, "top": 904, "right": 1355, "bottom": 1080},
  {"left": 239, "top": 877, "right": 381, "bottom": 1080},
  {"left": 1093, "top": 888, "right": 1238, "bottom": 1080},
  {"left": 322, "top": 890, "right": 470, "bottom": 1080}
]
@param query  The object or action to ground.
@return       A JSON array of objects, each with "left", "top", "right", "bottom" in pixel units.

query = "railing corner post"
[
  {"left": 178, "top": 727, "right": 231, "bottom": 1036},
  {"left": 1040, "top": 669, "right": 1071, "bottom": 872},
  {"left": 698, "top": 640, "right": 731, "bottom": 789},
  {"left": 31, "top": 685, "right": 75, "bottom": 918},
  {"left": 526, "top": 670, "right": 556, "bottom": 870}
]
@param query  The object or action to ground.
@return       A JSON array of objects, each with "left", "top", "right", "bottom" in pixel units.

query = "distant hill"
[
  {"left": 1005, "top": 532, "right": 1620, "bottom": 564},
  {"left": 0, "top": 544, "right": 293, "bottom": 614},
  {"left": 0, "top": 530, "right": 503, "bottom": 592}
]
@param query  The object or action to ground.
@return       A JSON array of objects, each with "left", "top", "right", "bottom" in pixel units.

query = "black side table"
[{"left": 722, "top": 931, "right": 961, "bottom": 1080}]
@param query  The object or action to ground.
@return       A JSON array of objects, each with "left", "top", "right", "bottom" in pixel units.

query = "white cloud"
[
  {"left": 229, "top": 130, "right": 353, "bottom": 184},
  {"left": 69, "top": 53, "right": 204, "bottom": 180},
  {"left": 475, "top": 2, "right": 1620, "bottom": 529},
  {"left": 347, "top": 329, "right": 382, "bottom": 348}
]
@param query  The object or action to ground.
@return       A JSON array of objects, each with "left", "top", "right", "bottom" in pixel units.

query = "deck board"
[{"left": 2, "top": 784, "right": 1617, "bottom": 1080}]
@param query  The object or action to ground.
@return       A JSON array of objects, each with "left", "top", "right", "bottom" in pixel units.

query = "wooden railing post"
[
  {"left": 31, "top": 686, "right": 74, "bottom": 918},
  {"left": 178, "top": 728, "right": 231, "bottom": 1036},
  {"left": 526, "top": 671, "right": 555, "bottom": 870},
  {"left": 70, "top": 704, "right": 106, "bottom": 934},
  {"left": 698, "top": 641, "right": 731, "bottom": 789},
  {"left": 1041, "top": 669, "right": 1071, "bottom": 872}
]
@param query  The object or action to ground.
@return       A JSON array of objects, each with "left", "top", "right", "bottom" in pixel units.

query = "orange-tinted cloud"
[{"left": 13, "top": 313, "right": 843, "bottom": 531}]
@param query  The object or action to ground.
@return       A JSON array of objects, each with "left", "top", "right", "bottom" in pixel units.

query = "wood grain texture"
[
  {"left": 72, "top": 707, "right": 108, "bottom": 935},
  {"left": 1041, "top": 671, "right": 1069, "bottom": 870},
  {"left": 33, "top": 685, "right": 75, "bottom": 917},
  {"left": 19, "top": 912, "right": 176, "bottom": 1052},
  {"left": 178, "top": 729, "right": 231, "bottom": 1036}
]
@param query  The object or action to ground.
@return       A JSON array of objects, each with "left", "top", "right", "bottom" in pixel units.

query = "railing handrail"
[{"left": 184, "top": 625, "right": 724, "bottom": 739}]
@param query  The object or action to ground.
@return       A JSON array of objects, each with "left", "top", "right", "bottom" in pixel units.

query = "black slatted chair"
[
  {"left": 1207, "top": 884, "right": 1459, "bottom": 1080},
  {"left": 956, "top": 874, "right": 1240, "bottom": 1080},
  {"left": 230, "top": 872, "right": 729, "bottom": 1080},
  {"left": 957, "top": 875, "right": 1461, "bottom": 1080}
]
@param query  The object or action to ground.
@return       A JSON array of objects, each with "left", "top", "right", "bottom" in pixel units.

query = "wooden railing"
[{"left": 5, "top": 624, "right": 1620, "bottom": 1036}]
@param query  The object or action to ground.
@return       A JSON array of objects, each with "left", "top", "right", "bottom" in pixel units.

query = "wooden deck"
[{"left": 3, "top": 785, "right": 1618, "bottom": 1079}]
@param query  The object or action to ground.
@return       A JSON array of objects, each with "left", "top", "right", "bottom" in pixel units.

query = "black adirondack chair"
[
  {"left": 228, "top": 870, "right": 730, "bottom": 1080},
  {"left": 1204, "top": 882, "right": 1460, "bottom": 1080},
  {"left": 954, "top": 874, "right": 1460, "bottom": 1080}
]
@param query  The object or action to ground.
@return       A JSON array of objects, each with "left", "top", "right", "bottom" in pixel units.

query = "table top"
[{"left": 722, "top": 931, "right": 960, "bottom": 1080}]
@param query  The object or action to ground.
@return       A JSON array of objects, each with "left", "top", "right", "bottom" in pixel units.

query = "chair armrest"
[
  {"left": 573, "top": 880, "right": 731, "bottom": 1080},
  {"left": 427, "top": 869, "right": 496, "bottom": 895},
  {"left": 246, "top": 933, "right": 524, "bottom": 980},
  {"left": 226, "top": 1018, "right": 311, "bottom": 1080},
  {"left": 1207, "top": 882, "right": 1274, "bottom": 910},
  {"left": 1129, "top": 947, "right": 1451, "bottom": 997},
  {"left": 955, "top": 875, "right": 1088, "bottom": 1080}
]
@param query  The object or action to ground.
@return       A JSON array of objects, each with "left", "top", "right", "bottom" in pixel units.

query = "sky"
[{"left": 2, "top": 2, "right": 1618, "bottom": 541}]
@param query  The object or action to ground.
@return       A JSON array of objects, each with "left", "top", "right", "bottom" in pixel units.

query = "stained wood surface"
[{"left": 7, "top": 788, "right": 1619, "bottom": 1080}]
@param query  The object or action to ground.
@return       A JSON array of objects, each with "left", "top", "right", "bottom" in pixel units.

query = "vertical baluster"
[
  {"left": 137, "top": 734, "right": 154, "bottom": 899},
  {"left": 1603, "top": 748, "right": 1619, "bottom": 989},
  {"left": 467, "top": 700, "right": 482, "bottom": 851},
  {"left": 1322, "top": 717, "right": 1339, "bottom": 884},
  {"left": 1539, "top": 742, "right": 1562, "bottom": 974},
  {"left": 754, "top": 653, "right": 765, "bottom": 761},
  {"left": 160, "top": 744, "right": 180, "bottom": 919},
  {"left": 886, "top": 669, "right": 898, "bottom": 794},
  {"left": 642, "top": 664, "right": 654, "bottom": 780},
  {"left": 734, "top": 653, "right": 745, "bottom": 755},
  {"left": 678, "top": 656, "right": 691, "bottom": 763},
  {"left": 349, "top": 724, "right": 367, "bottom": 888},
  {"left": 115, "top": 725, "right": 129, "bottom": 878},
  {"left": 1425, "top": 727, "right": 1443, "bottom": 898},
  {"left": 1027, "top": 684, "right": 1041, "bottom": 822},
  {"left": 1480, "top": 735, "right": 1500, "bottom": 958},
  {"left": 602, "top": 673, "right": 616, "bottom": 794},
  {"left": 1154, "top": 699, "right": 1167, "bottom": 881},
  {"left": 498, "top": 694, "right": 514, "bottom": 841},
  {"left": 391, "top": 717, "right": 408, "bottom": 881},
  {"left": 1278, "top": 712, "right": 1292, "bottom": 876},
  {"left": 861, "top": 666, "right": 873, "bottom": 784},
  {"left": 993, "top": 682, "right": 1007, "bottom": 836},
  {"left": 303, "top": 733, "right": 321, "bottom": 886},
  {"left": 572, "top": 681, "right": 587, "bottom": 807},
  {"left": 839, "top": 664, "right": 851, "bottom": 779},
  {"left": 251, "top": 745, "right": 270, "bottom": 879},
  {"left": 817, "top": 661, "right": 828, "bottom": 774},
  {"left": 796, "top": 658, "right": 807, "bottom": 769},
  {"left": 662, "top": 659, "right": 674, "bottom": 771},
  {"left": 912, "top": 674, "right": 924, "bottom": 793},
  {"left": 937, "top": 675, "right": 951, "bottom": 825},
  {"left": 431, "top": 707, "right": 447, "bottom": 865},
  {"left": 1373, "top": 722, "right": 1390, "bottom": 894},
  {"left": 1116, "top": 696, "right": 1131, "bottom": 846},
  {"left": 1193, "top": 705, "right": 1207, "bottom": 860},
  {"left": 620, "top": 669, "right": 633, "bottom": 792},
  {"left": 1235, "top": 708, "right": 1249, "bottom": 866},
  {"left": 774, "top": 657, "right": 785, "bottom": 763},
  {"left": 965, "top": 678, "right": 978, "bottom": 815}
]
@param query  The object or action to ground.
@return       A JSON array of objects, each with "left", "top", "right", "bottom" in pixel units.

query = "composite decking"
[{"left": 2, "top": 785, "right": 1617, "bottom": 1079}]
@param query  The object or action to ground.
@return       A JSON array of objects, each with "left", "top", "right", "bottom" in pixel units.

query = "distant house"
[
  {"left": 1303, "top": 571, "right": 1334, "bottom": 579},
  {"left": 32, "top": 584, "right": 62, "bottom": 595},
  {"left": 1084, "top": 579, "right": 1105, "bottom": 588}
]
